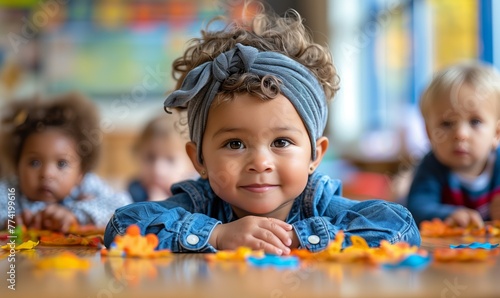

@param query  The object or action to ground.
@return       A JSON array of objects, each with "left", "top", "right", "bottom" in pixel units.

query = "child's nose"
[
  {"left": 40, "top": 164, "right": 56, "bottom": 179},
  {"left": 247, "top": 148, "right": 274, "bottom": 173},
  {"left": 454, "top": 123, "right": 470, "bottom": 140}
]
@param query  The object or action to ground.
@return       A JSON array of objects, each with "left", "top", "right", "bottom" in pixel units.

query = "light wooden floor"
[{"left": 1, "top": 236, "right": 499, "bottom": 298}]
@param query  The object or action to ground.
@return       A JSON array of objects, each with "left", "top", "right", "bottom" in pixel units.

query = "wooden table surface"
[{"left": 1, "top": 236, "right": 499, "bottom": 298}]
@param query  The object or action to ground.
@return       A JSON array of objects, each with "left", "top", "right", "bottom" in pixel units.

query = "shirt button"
[
  {"left": 307, "top": 235, "right": 320, "bottom": 244},
  {"left": 186, "top": 234, "right": 200, "bottom": 245}
]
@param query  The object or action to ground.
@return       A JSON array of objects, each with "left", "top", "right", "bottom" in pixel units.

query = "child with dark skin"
[{"left": 0, "top": 92, "right": 132, "bottom": 232}]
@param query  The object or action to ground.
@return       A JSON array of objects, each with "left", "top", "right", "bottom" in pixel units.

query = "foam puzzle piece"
[
  {"left": 247, "top": 254, "right": 300, "bottom": 269},
  {"left": 420, "top": 218, "right": 500, "bottom": 237},
  {"left": 450, "top": 242, "right": 499, "bottom": 249},
  {"left": 1, "top": 240, "right": 39, "bottom": 250},
  {"left": 433, "top": 248, "right": 493, "bottom": 262},
  {"left": 100, "top": 224, "right": 171, "bottom": 258},
  {"left": 205, "top": 246, "right": 264, "bottom": 261}
]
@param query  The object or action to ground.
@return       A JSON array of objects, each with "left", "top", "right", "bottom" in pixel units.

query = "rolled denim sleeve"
[
  {"left": 104, "top": 200, "right": 221, "bottom": 252},
  {"left": 293, "top": 200, "right": 420, "bottom": 252},
  {"left": 291, "top": 174, "right": 421, "bottom": 252}
]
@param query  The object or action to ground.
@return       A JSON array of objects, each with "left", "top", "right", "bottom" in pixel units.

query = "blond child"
[
  {"left": 128, "top": 111, "right": 198, "bottom": 202},
  {"left": 407, "top": 61, "right": 500, "bottom": 227},
  {"left": 0, "top": 92, "right": 132, "bottom": 232},
  {"left": 105, "top": 7, "right": 420, "bottom": 254}
]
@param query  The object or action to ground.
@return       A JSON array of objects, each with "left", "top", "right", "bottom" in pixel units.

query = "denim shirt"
[{"left": 104, "top": 171, "right": 420, "bottom": 252}]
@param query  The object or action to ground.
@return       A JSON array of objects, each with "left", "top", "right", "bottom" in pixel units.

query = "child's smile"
[{"left": 240, "top": 183, "right": 279, "bottom": 194}]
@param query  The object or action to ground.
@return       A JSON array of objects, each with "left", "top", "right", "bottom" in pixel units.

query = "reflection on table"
[{"left": 1, "top": 236, "right": 500, "bottom": 298}]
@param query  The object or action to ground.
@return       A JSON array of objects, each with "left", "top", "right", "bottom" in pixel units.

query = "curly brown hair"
[
  {"left": 0, "top": 92, "right": 101, "bottom": 176},
  {"left": 171, "top": 6, "right": 339, "bottom": 103}
]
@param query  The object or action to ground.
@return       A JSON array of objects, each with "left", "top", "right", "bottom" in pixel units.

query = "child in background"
[
  {"left": 0, "top": 92, "right": 132, "bottom": 232},
  {"left": 105, "top": 7, "right": 420, "bottom": 254},
  {"left": 127, "top": 111, "right": 198, "bottom": 202},
  {"left": 407, "top": 62, "right": 500, "bottom": 227}
]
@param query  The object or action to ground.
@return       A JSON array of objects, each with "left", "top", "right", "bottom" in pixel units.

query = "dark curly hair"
[
  {"left": 0, "top": 92, "right": 101, "bottom": 176},
  {"left": 171, "top": 5, "right": 339, "bottom": 104}
]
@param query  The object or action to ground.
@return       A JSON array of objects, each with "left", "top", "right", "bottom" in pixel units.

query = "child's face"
[
  {"left": 197, "top": 93, "right": 315, "bottom": 220},
  {"left": 425, "top": 83, "right": 500, "bottom": 176},
  {"left": 138, "top": 136, "right": 196, "bottom": 197},
  {"left": 17, "top": 128, "right": 83, "bottom": 203}
]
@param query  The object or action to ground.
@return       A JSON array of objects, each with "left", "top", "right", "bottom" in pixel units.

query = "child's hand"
[
  {"left": 22, "top": 204, "right": 77, "bottom": 233},
  {"left": 445, "top": 208, "right": 484, "bottom": 228},
  {"left": 490, "top": 194, "right": 500, "bottom": 220},
  {"left": 209, "top": 216, "right": 293, "bottom": 255}
]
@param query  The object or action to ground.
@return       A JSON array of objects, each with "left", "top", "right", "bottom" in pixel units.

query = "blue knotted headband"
[{"left": 164, "top": 43, "right": 327, "bottom": 163}]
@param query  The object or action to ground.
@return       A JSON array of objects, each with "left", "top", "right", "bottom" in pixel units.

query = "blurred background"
[{"left": 0, "top": 0, "right": 498, "bottom": 201}]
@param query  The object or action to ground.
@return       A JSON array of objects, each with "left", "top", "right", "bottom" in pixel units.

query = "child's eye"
[
  {"left": 224, "top": 140, "right": 245, "bottom": 150},
  {"left": 470, "top": 119, "right": 481, "bottom": 126},
  {"left": 440, "top": 121, "right": 452, "bottom": 128},
  {"left": 29, "top": 160, "right": 41, "bottom": 167},
  {"left": 272, "top": 138, "right": 291, "bottom": 148},
  {"left": 57, "top": 160, "right": 69, "bottom": 168}
]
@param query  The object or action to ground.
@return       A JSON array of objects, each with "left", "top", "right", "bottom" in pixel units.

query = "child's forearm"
[
  {"left": 104, "top": 202, "right": 221, "bottom": 252},
  {"left": 294, "top": 200, "right": 421, "bottom": 251}
]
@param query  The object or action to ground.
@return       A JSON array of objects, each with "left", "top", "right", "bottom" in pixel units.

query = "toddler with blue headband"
[{"left": 104, "top": 8, "right": 420, "bottom": 254}]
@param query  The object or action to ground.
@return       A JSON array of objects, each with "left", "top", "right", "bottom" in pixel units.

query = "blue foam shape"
[
  {"left": 382, "top": 254, "right": 432, "bottom": 270},
  {"left": 450, "top": 242, "right": 499, "bottom": 249},
  {"left": 247, "top": 255, "right": 300, "bottom": 269}
]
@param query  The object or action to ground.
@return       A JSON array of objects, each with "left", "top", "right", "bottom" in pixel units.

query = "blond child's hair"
[
  {"left": 133, "top": 109, "right": 189, "bottom": 153},
  {"left": 420, "top": 61, "right": 500, "bottom": 120}
]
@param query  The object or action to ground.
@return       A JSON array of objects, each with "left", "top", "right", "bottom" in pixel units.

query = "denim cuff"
[
  {"left": 179, "top": 213, "right": 221, "bottom": 252},
  {"left": 292, "top": 217, "right": 333, "bottom": 252}
]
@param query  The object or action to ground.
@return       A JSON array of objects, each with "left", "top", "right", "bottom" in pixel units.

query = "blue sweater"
[{"left": 407, "top": 148, "right": 500, "bottom": 224}]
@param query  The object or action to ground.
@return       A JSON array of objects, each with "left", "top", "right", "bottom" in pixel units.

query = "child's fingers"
[
  {"left": 30, "top": 211, "right": 43, "bottom": 230},
  {"left": 257, "top": 220, "right": 292, "bottom": 253},
  {"left": 19, "top": 210, "right": 33, "bottom": 227},
  {"left": 447, "top": 209, "right": 484, "bottom": 228},
  {"left": 40, "top": 205, "right": 57, "bottom": 230},
  {"left": 468, "top": 211, "right": 484, "bottom": 229},
  {"left": 445, "top": 212, "right": 465, "bottom": 227},
  {"left": 255, "top": 240, "right": 288, "bottom": 256},
  {"left": 60, "top": 219, "right": 74, "bottom": 233},
  {"left": 214, "top": 218, "right": 291, "bottom": 254},
  {"left": 266, "top": 217, "right": 293, "bottom": 231},
  {"left": 263, "top": 218, "right": 292, "bottom": 246},
  {"left": 41, "top": 205, "right": 76, "bottom": 232},
  {"left": 252, "top": 230, "right": 289, "bottom": 255},
  {"left": 444, "top": 216, "right": 455, "bottom": 226}
]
